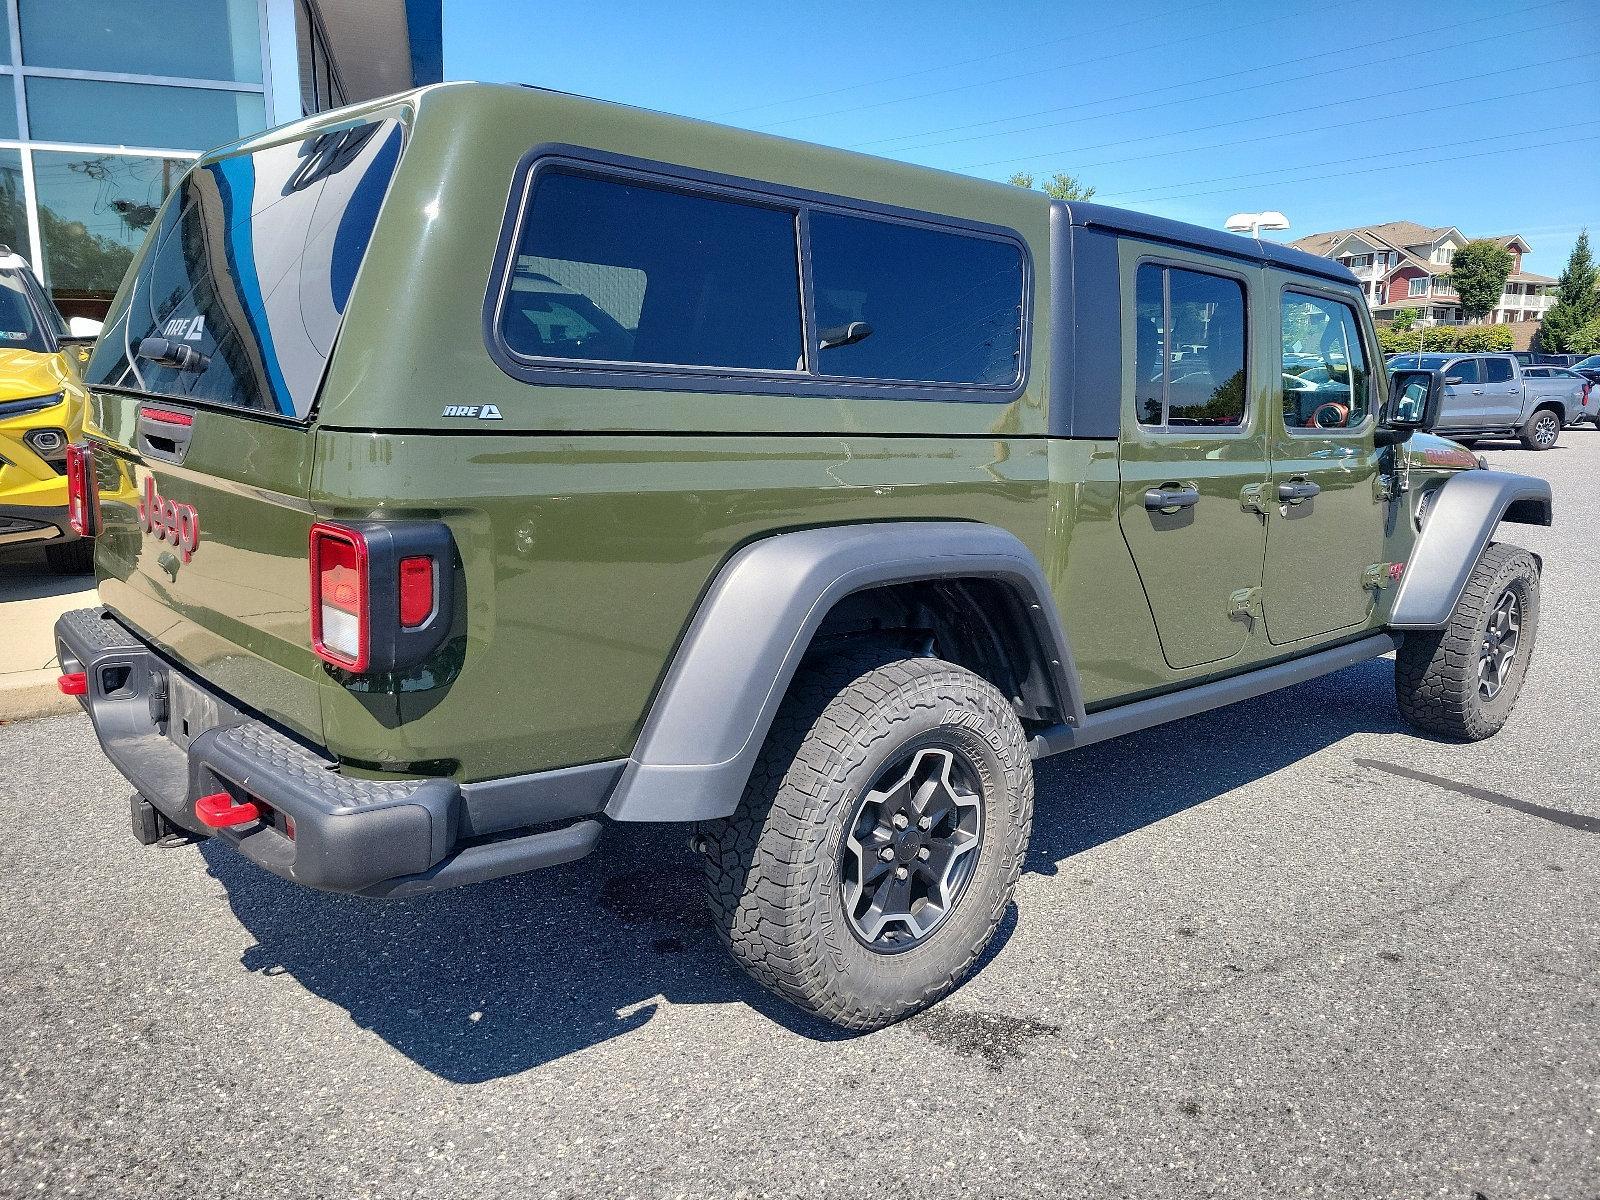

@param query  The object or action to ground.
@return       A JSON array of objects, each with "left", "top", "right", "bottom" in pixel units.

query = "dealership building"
[{"left": 0, "top": 0, "right": 442, "bottom": 317}]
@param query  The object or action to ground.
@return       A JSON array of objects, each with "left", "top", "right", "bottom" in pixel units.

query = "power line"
[
  {"left": 752, "top": 0, "right": 1370, "bottom": 131},
  {"left": 862, "top": 4, "right": 1582, "bottom": 154},
  {"left": 1048, "top": 78, "right": 1599, "bottom": 178},
  {"left": 1139, "top": 131, "right": 1600, "bottom": 206},
  {"left": 1097, "top": 120, "right": 1600, "bottom": 201},
  {"left": 955, "top": 50, "right": 1600, "bottom": 169},
  {"left": 712, "top": 1, "right": 1192, "bottom": 118}
]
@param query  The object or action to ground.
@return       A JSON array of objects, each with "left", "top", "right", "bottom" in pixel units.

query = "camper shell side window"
[{"left": 484, "top": 146, "right": 1032, "bottom": 404}]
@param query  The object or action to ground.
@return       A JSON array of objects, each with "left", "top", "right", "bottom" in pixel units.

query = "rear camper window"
[
  {"left": 85, "top": 118, "right": 403, "bottom": 419},
  {"left": 809, "top": 211, "right": 1024, "bottom": 387}
]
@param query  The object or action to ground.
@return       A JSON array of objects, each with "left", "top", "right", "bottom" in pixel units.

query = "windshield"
[
  {"left": 1576, "top": 354, "right": 1600, "bottom": 370},
  {"left": 85, "top": 118, "right": 404, "bottom": 419},
  {"left": 0, "top": 270, "right": 48, "bottom": 353}
]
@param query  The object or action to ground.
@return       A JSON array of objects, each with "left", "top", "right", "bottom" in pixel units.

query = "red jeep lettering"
[{"left": 137, "top": 475, "right": 201, "bottom": 563}]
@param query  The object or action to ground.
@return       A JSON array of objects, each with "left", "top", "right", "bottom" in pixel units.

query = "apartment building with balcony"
[{"left": 1290, "top": 221, "right": 1557, "bottom": 327}]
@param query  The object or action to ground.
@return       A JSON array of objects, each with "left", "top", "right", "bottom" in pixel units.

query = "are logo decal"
[
  {"left": 441, "top": 403, "right": 503, "bottom": 420},
  {"left": 138, "top": 475, "right": 200, "bottom": 563},
  {"left": 161, "top": 315, "right": 206, "bottom": 342}
]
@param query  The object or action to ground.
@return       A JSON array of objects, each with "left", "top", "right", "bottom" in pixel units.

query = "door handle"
[
  {"left": 1277, "top": 479, "right": 1321, "bottom": 504},
  {"left": 1143, "top": 484, "right": 1200, "bottom": 511}
]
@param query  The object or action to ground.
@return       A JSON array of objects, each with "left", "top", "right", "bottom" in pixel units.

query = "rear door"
[
  {"left": 82, "top": 119, "right": 404, "bottom": 742},
  {"left": 1479, "top": 356, "right": 1523, "bottom": 425},
  {"left": 1263, "top": 281, "right": 1387, "bottom": 645},
  {"left": 1116, "top": 248, "right": 1269, "bottom": 671}
]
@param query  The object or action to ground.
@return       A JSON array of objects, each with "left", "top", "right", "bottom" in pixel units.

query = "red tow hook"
[
  {"left": 57, "top": 671, "right": 88, "bottom": 696},
  {"left": 195, "top": 791, "right": 260, "bottom": 829}
]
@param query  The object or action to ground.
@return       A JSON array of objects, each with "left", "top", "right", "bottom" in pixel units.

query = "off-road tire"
[
  {"left": 1395, "top": 542, "right": 1539, "bottom": 741},
  {"left": 1518, "top": 407, "right": 1561, "bottom": 450},
  {"left": 44, "top": 539, "right": 93, "bottom": 575},
  {"left": 701, "top": 651, "right": 1033, "bottom": 1031}
]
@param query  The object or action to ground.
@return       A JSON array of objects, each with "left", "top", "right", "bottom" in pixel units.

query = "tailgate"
[
  {"left": 79, "top": 116, "right": 407, "bottom": 744},
  {"left": 89, "top": 401, "right": 323, "bottom": 742}
]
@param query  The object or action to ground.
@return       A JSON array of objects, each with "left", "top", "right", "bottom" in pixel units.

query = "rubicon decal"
[{"left": 138, "top": 476, "right": 200, "bottom": 562}]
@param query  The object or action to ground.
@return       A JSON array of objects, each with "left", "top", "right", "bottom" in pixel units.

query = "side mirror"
[
  {"left": 1381, "top": 368, "right": 1442, "bottom": 442},
  {"left": 63, "top": 315, "right": 103, "bottom": 348}
]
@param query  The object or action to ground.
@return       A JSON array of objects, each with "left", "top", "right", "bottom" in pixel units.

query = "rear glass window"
[
  {"left": 498, "top": 168, "right": 803, "bottom": 372},
  {"left": 0, "top": 270, "right": 46, "bottom": 352},
  {"left": 85, "top": 118, "right": 403, "bottom": 418},
  {"left": 809, "top": 211, "right": 1023, "bottom": 387},
  {"left": 1134, "top": 263, "right": 1247, "bottom": 429}
]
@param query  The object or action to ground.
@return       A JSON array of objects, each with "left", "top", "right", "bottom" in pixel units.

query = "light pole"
[{"left": 1224, "top": 211, "right": 1291, "bottom": 238}]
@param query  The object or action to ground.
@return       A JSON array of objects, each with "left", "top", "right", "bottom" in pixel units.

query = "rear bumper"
[
  {"left": 0, "top": 500, "right": 75, "bottom": 548},
  {"left": 54, "top": 606, "right": 614, "bottom": 897}
]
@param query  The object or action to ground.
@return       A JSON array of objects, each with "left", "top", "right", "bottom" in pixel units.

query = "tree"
[
  {"left": 1448, "top": 239, "right": 1515, "bottom": 322},
  {"left": 1538, "top": 229, "right": 1598, "bottom": 353},
  {"left": 1390, "top": 307, "right": 1420, "bottom": 332},
  {"left": 1005, "top": 170, "right": 1095, "bottom": 201}
]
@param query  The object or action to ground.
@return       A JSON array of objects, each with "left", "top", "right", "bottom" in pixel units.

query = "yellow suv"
[{"left": 0, "top": 249, "right": 100, "bottom": 574}]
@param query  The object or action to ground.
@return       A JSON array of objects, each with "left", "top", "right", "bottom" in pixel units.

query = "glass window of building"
[
  {"left": 25, "top": 78, "right": 266, "bottom": 154},
  {"left": 0, "top": 152, "right": 27, "bottom": 255},
  {"left": 19, "top": 0, "right": 263, "bottom": 83},
  {"left": 33, "top": 152, "right": 189, "bottom": 308}
]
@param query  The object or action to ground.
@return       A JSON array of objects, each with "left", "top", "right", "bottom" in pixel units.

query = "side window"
[
  {"left": 1524, "top": 367, "right": 1547, "bottom": 378},
  {"left": 808, "top": 211, "right": 1023, "bottom": 387},
  {"left": 1483, "top": 358, "right": 1514, "bottom": 384},
  {"left": 1133, "top": 263, "right": 1247, "bottom": 430},
  {"left": 1446, "top": 359, "right": 1481, "bottom": 386},
  {"left": 498, "top": 168, "right": 803, "bottom": 372},
  {"left": 1279, "top": 292, "right": 1371, "bottom": 431}
]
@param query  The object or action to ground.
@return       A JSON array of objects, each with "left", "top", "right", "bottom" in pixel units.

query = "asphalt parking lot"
[{"left": 1, "top": 437, "right": 1595, "bottom": 1200}]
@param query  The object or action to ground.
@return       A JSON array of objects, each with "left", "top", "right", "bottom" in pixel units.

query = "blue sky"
[{"left": 445, "top": 0, "right": 1599, "bottom": 276}]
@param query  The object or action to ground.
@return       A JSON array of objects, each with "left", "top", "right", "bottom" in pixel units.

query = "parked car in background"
[
  {"left": 1570, "top": 353, "right": 1600, "bottom": 387},
  {"left": 1522, "top": 365, "right": 1598, "bottom": 426},
  {"left": 1388, "top": 352, "right": 1582, "bottom": 448},
  {"left": 0, "top": 248, "right": 103, "bottom": 573}
]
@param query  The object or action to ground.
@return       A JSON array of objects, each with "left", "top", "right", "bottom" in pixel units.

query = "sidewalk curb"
[{"left": 0, "top": 670, "right": 78, "bottom": 723}]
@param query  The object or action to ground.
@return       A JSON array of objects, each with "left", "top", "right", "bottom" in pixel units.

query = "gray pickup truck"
[{"left": 1388, "top": 352, "right": 1592, "bottom": 449}]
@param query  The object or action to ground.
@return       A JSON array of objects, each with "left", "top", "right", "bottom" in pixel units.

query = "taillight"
[
  {"left": 65, "top": 442, "right": 96, "bottom": 536},
  {"left": 309, "top": 521, "right": 455, "bottom": 675},
  {"left": 310, "top": 522, "right": 369, "bottom": 671}
]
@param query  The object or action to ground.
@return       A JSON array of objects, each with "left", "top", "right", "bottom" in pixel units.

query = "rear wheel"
[
  {"left": 701, "top": 652, "right": 1033, "bottom": 1031},
  {"left": 1396, "top": 543, "right": 1540, "bottom": 741},
  {"left": 1518, "top": 408, "right": 1561, "bottom": 450},
  {"left": 44, "top": 539, "right": 93, "bottom": 575}
]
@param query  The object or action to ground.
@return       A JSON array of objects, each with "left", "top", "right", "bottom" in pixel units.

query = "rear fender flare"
[
  {"left": 604, "top": 522, "right": 1083, "bottom": 822},
  {"left": 1389, "top": 470, "right": 1552, "bottom": 630}
]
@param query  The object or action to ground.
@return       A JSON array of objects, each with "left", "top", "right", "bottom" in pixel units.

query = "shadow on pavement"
[{"left": 208, "top": 656, "right": 1403, "bottom": 1083}]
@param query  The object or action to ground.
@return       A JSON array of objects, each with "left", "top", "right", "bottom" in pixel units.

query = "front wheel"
[
  {"left": 701, "top": 652, "right": 1033, "bottom": 1031},
  {"left": 1395, "top": 543, "right": 1540, "bottom": 741},
  {"left": 1518, "top": 408, "right": 1561, "bottom": 450}
]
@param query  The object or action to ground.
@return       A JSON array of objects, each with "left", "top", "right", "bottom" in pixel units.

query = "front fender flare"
[
  {"left": 604, "top": 522, "right": 1082, "bottom": 823},
  {"left": 1389, "top": 470, "right": 1552, "bottom": 630}
]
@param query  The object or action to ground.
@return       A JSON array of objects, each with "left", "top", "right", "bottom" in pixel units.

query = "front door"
[
  {"left": 1117, "top": 252, "right": 1269, "bottom": 671},
  {"left": 1264, "top": 284, "right": 1388, "bottom": 645},
  {"left": 1478, "top": 356, "right": 1523, "bottom": 426},
  {"left": 1434, "top": 357, "right": 1484, "bottom": 431}
]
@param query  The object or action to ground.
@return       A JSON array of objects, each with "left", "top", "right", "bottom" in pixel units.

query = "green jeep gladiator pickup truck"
[{"left": 56, "top": 84, "right": 1551, "bottom": 1030}]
